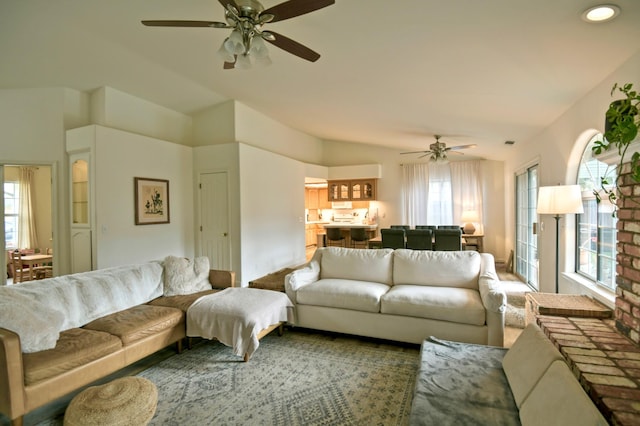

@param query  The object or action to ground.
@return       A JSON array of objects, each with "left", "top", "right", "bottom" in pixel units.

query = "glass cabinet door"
[{"left": 71, "top": 157, "right": 89, "bottom": 225}]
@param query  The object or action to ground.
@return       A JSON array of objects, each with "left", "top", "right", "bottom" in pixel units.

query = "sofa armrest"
[
  {"left": 0, "top": 327, "right": 26, "bottom": 422},
  {"left": 478, "top": 253, "right": 506, "bottom": 347},
  {"left": 285, "top": 260, "right": 320, "bottom": 304},
  {"left": 209, "top": 269, "right": 236, "bottom": 289}
]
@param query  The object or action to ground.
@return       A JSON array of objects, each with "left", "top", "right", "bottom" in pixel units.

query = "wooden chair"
[
  {"left": 405, "top": 229, "right": 433, "bottom": 250},
  {"left": 10, "top": 251, "right": 32, "bottom": 283},
  {"left": 381, "top": 228, "right": 406, "bottom": 249},
  {"left": 34, "top": 248, "right": 53, "bottom": 279}
]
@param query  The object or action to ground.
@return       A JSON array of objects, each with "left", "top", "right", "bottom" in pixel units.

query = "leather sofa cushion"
[
  {"left": 296, "top": 279, "right": 390, "bottom": 313},
  {"left": 519, "top": 361, "right": 607, "bottom": 425},
  {"left": 381, "top": 285, "right": 485, "bottom": 325},
  {"left": 23, "top": 328, "right": 122, "bottom": 385},
  {"left": 320, "top": 247, "right": 394, "bottom": 285},
  {"left": 148, "top": 289, "right": 220, "bottom": 312},
  {"left": 83, "top": 305, "right": 183, "bottom": 346},
  {"left": 502, "top": 323, "right": 564, "bottom": 407},
  {"left": 393, "top": 249, "right": 480, "bottom": 289}
]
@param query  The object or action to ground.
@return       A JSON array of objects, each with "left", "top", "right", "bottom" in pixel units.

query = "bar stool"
[
  {"left": 326, "top": 227, "right": 346, "bottom": 247},
  {"left": 350, "top": 228, "right": 369, "bottom": 249}
]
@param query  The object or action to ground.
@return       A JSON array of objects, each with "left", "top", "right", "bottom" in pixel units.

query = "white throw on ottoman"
[
  {"left": 64, "top": 377, "right": 157, "bottom": 425},
  {"left": 187, "top": 287, "right": 293, "bottom": 361}
]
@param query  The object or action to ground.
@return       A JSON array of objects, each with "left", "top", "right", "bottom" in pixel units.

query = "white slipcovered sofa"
[{"left": 285, "top": 247, "right": 506, "bottom": 346}]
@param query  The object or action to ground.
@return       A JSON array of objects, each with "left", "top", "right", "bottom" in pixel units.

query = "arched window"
[{"left": 576, "top": 133, "right": 617, "bottom": 290}]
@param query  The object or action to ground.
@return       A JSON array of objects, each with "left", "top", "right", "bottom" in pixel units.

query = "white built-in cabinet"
[{"left": 67, "top": 126, "right": 96, "bottom": 273}]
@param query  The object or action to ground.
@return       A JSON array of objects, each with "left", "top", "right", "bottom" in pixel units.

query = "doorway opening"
[{"left": 2, "top": 164, "right": 54, "bottom": 285}]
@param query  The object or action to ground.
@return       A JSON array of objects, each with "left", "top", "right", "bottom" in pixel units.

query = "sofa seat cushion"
[
  {"left": 23, "top": 328, "right": 122, "bottom": 385},
  {"left": 296, "top": 279, "right": 390, "bottom": 313},
  {"left": 83, "top": 305, "right": 183, "bottom": 346},
  {"left": 148, "top": 289, "right": 220, "bottom": 312},
  {"left": 393, "top": 249, "right": 481, "bottom": 289},
  {"left": 382, "top": 285, "right": 485, "bottom": 325}
]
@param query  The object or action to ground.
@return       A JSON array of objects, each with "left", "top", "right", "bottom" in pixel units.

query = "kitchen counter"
[{"left": 323, "top": 223, "right": 378, "bottom": 229}]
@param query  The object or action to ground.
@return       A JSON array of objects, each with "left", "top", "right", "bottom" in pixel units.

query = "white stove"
[{"left": 333, "top": 212, "right": 355, "bottom": 223}]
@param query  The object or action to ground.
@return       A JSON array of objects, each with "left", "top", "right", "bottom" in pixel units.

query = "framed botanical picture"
[{"left": 134, "top": 177, "right": 170, "bottom": 225}]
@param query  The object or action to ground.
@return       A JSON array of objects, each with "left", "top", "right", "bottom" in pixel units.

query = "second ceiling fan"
[
  {"left": 142, "top": 0, "right": 335, "bottom": 69},
  {"left": 401, "top": 135, "right": 477, "bottom": 162}
]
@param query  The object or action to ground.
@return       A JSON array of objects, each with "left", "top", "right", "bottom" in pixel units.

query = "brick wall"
[{"left": 615, "top": 161, "right": 640, "bottom": 343}]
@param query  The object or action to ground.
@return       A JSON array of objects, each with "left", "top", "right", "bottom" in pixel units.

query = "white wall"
[
  {"left": 0, "top": 88, "right": 89, "bottom": 277},
  {"left": 239, "top": 144, "right": 307, "bottom": 285},
  {"left": 91, "top": 126, "right": 195, "bottom": 268},
  {"left": 91, "top": 87, "right": 193, "bottom": 146},
  {"left": 503, "top": 51, "right": 640, "bottom": 294}
]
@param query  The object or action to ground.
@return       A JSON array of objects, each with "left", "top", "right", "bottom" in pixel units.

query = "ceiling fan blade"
[
  {"left": 223, "top": 60, "right": 236, "bottom": 69},
  {"left": 141, "top": 20, "right": 227, "bottom": 28},
  {"left": 263, "top": 31, "right": 320, "bottom": 62},
  {"left": 401, "top": 150, "right": 431, "bottom": 155},
  {"left": 218, "top": 0, "right": 238, "bottom": 12},
  {"left": 262, "top": 0, "right": 335, "bottom": 23},
  {"left": 446, "top": 144, "right": 477, "bottom": 151}
]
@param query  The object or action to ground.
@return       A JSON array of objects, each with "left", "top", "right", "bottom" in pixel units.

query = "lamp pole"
[{"left": 554, "top": 214, "right": 561, "bottom": 293}]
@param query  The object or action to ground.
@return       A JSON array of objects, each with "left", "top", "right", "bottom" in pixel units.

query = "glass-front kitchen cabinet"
[
  {"left": 328, "top": 179, "right": 377, "bottom": 201},
  {"left": 328, "top": 181, "right": 351, "bottom": 201}
]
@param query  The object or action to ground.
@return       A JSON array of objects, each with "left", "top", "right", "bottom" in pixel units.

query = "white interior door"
[{"left": 200, "top": 172, "right": 230, "bottom": 270}]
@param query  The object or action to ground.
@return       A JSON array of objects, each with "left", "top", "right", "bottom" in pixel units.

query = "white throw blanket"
[{"left": 186, "top": 288, "right": 293, "bottom": 359}]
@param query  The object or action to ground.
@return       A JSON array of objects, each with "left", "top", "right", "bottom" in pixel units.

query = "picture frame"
[{"left": 134, "top": 177, "right": 170, "bottom": 225}]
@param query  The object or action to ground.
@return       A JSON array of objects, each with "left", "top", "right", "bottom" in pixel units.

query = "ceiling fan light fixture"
[
  {"left": 235, "top": 53, "right": 252, "bottom": 69},
  {"left": 249, "top": 36, "right": 269, "bottom": 59},
  {"left": 216, "top": 40, "right": 236, "bottom": 62}
]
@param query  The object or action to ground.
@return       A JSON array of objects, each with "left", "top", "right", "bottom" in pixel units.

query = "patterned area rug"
[{"left": 139, "top": 329, "right": 419, "bottom": 425}]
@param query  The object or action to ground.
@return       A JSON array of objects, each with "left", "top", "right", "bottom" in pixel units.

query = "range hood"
[{"left": 331, "top": 201, "right": 352, "bottom": 209}]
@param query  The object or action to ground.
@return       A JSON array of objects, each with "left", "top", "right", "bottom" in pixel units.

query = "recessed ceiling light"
[{"left": 582, "top": 4, "right": 620, "bottom": 23}]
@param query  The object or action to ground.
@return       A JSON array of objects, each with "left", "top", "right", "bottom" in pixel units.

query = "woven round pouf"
[{"left": 64, "top": 377, "right": 157, "bottom": 426}]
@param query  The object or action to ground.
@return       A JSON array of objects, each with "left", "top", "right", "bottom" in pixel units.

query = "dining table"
[{"left": 20, "top": 254, "right": 53, "bottom": 280}]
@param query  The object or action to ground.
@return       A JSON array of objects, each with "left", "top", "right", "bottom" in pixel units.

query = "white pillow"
[
  {"left": 163, "top": 256, "right": 212, "bottom": 296},
  {"left": 0, "top": 288, "right": 65, "bottom": 353}
]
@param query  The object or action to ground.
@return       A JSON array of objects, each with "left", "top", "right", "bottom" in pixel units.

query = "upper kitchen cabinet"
[
  {"left": 328, "top": 179, "right": 377, "bottom": 201},
  {"left": 350, "top": 179, "right": 376, "bottom": 201},
  {"left": 328, "top": 181, "right": 351, "bottom": 201}
]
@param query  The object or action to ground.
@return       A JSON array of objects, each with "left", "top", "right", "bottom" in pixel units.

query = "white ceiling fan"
[{"left": 400, "top": 135, "right": 477, "bottom": 163}]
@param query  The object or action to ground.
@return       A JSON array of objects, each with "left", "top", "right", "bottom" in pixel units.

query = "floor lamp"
[{"left": 537, "top": 185, "right": 584, "bottom": 293}]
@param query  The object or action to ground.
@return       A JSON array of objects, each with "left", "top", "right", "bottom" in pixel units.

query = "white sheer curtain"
[
  {"left": 401, "top": 163, "right": 454, "bottom": 227},
  {"left": 18, "top": 167, "right": 39, "bottom": 249},
  {"left": 427, "top": 163, "right": 453, "bottom": 226},
  {"left": 401, "top": 163, "right": 429, "bottom": 226},
  {"left": 450, "top": 161, "right": 483, "bottom": 233}
]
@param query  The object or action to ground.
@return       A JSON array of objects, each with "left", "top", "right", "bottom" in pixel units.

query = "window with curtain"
[
  {"left": 4, "top": 181, "right": 19, "bottom": 249},
  {"left": 401, "top": 161, "right": 482, "bottom": 228},
  {"left": 576, "top": 133, "right": 617, "bottom": 290}
]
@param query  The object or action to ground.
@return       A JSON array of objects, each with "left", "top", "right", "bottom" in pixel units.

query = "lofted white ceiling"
[{"left": 1, "top": 0, "right": 639, "bottom": 161}]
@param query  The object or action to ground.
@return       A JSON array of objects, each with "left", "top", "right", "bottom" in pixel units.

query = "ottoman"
[
  {"left": 64, "top": 377, "right": 157, "bottom": 426},
  {"left": 187, "top": 287, "right": 293, "bottom": 361}
]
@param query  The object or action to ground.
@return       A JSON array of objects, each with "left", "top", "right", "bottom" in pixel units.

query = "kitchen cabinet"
[
  {"left": 308, "top": 188, "right": 319, "bottom": 209},
  {"left": 318, "top": 187, "right": 331, "bottom": 209},
  {"left": 328, "top": 179, "right": 377, "bottom": 201}
]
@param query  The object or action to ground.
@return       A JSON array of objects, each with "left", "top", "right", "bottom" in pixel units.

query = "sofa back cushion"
[
  {"left": 502, "top": 323, "right": 564, "bottom": 408},
  {"left": 320, "top": 247, "right": 394, "bottom": 285},
  {"left": 393, "top": 249, "right": 481, "bottom": 289}
]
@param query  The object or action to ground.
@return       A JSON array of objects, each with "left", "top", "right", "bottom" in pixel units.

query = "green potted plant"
[{"left": 592, "top": 83, "right": 640, "bottom": 210}]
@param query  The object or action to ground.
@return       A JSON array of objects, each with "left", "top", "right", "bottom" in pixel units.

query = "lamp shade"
[
  {"left": 461, "top": 210, "right": 480, "bottom": 222},
  {"left": 537, "top": 185, "right": 584, "bottom": 215}
]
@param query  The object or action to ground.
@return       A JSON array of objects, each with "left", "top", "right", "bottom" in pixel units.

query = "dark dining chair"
[
  {"left": 326, "top": 227, "right": 346, "bottom": 247},
  {"left": 438, "top": 225, "right": 462, "bottom": 230},
  {"left": 381, "top": 228, "right": 406, "bottom": 249},
  {"left": 350, "top": 227, "right": 370, "bottom": 249},
  {"left": 416, "top": 225, "right": 437, "bottom": 231},
  {"left": 434, "top": 228, "right": 462, "bottom": 251},
  {"left": 390, "top": 225, "right": 411, "bottom": 230},
  {"left": 405, "top": 229, "right": 433, "bottom": 250}
]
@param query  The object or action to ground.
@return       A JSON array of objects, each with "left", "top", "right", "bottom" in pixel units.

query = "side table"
[{"left": 525, "top": 292, "right": 612, "bottom": 326}]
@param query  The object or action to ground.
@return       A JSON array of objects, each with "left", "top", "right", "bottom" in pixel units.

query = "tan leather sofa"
[{"left": 0, "top": 263, "right": 234, "bottom": 426}]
